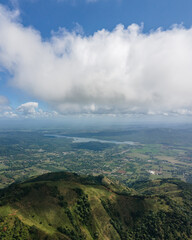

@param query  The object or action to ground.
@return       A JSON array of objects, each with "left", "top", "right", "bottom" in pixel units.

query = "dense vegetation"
[{"left": 0, "top": 172, "right": 192, "bottom": 239}]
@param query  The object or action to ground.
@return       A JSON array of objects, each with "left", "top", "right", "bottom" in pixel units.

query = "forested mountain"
[{"left": 0, "top": 172, "right": 192, "bottom": 240}]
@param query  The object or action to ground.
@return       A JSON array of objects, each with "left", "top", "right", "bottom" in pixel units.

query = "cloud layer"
[{"left": 0, "top": 5, "right": 192, "bottom": 115}]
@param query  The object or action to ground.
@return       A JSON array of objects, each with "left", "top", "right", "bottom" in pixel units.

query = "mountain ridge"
[{"left": 0, "top": 171, "right": 192, "bottom": 240}]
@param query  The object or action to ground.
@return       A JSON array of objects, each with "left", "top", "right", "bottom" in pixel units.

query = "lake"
[{"left": 45, "top": 134, "right": 138, "bottom": 145}]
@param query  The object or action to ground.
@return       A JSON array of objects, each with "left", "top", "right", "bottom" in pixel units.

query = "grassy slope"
[{"left": 0, "top": 172, "right": 192, "bottom": 240}]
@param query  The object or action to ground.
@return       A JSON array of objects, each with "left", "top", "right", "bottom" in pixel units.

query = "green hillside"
[{"left": 0, "top": 172, "right": 192, "bottom": 240}]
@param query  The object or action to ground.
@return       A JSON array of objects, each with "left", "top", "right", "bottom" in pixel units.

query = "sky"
[{"left": 1, "top": 0, "right": 192, "bottom": 120}]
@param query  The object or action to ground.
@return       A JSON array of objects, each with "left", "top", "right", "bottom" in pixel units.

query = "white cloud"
[
  {"left": 15, "top": 101, "right": 59, "bottom": 118},
  {"left": 0, "top": 95, "right": 18, "bottom": 118},
  {"left": 16, "top": 102, "right": 39, "bottom": 115},
  {"left": 1, "top": 5, "right": 192, "bottom": 115},
  {"left": 0, "top": 95, "right": 12, "bottom": 114},
  {"left": 3, "top": 111, "right": 17, "bottom": 118},
  {"left": 0, "top": 96, "right": 58, "bottom": 118},
  {"left": 0, "top": 95, "right": 9, "bottom": 105}
]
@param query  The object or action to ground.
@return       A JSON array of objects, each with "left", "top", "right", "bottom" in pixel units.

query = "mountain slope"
[{"left": 0, "top": 172, "right": 192, "bottom": 240}]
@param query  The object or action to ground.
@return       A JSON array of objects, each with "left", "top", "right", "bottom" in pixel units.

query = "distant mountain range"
[{"left": 0, "top": 171, "right": 192, "bottom": 240}]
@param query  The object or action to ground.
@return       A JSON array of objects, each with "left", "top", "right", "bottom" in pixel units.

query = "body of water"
[{"left": 45, "top": 134, "right": 138, "bottom": 145}]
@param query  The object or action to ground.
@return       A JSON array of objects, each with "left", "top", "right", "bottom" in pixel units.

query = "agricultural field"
[{"left": 0, "top": 127, "right": 192, "bottom": 188}]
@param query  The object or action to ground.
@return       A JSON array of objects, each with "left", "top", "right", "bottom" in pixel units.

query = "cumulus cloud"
[
  {"left": 17, "top": 102, "right": 39, "bottom": 115},
  {"left": 3, "top": 111, "right": 17, "bottom": 118},
  {"left": 1, "top": 5, "right": 192, "bottom": 115},
  {"left": 14, "top": 101, "right": 58, "bottom": 118},
  {"left": 0, "top": 95, "right": 58, "bottom": 118}
]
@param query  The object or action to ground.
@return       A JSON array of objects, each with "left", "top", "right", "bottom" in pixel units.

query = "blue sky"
[
  {"left": 1, "top": 0, "right": 192, "bottom": 119},
  {"left": 2, "top": 0, "right": 192, "bottom": 37}
]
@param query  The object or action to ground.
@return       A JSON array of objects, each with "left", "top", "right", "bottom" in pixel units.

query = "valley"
[{"left": 0, "top": 127, "right": 192, "bottom": 188}]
